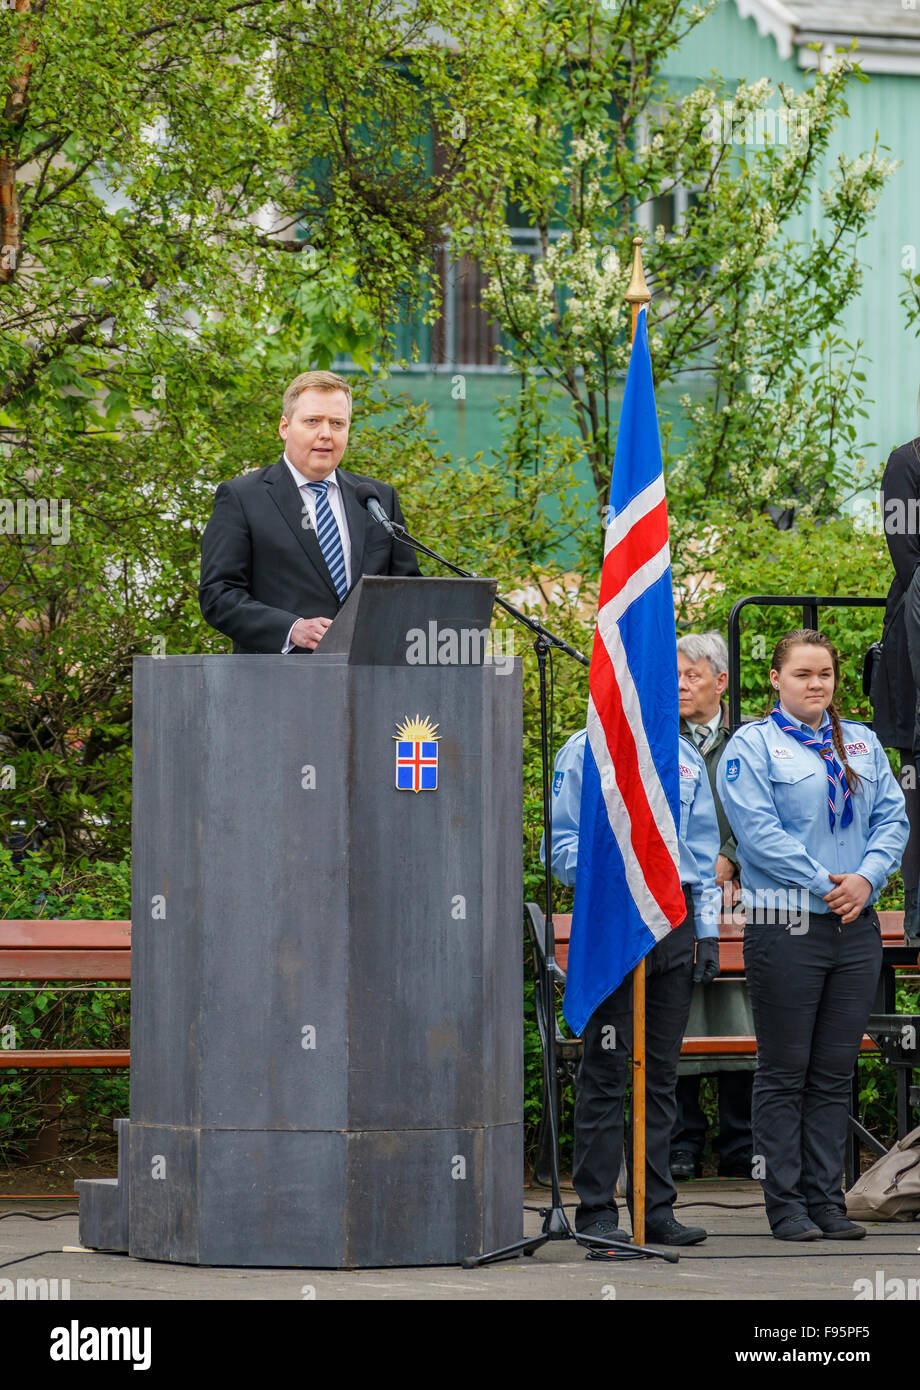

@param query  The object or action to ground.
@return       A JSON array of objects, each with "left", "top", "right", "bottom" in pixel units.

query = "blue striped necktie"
[
  {"left": 768, "top": 706, "right": 853, "bottom": 830},
  {"left": 693, "top": 725, "right": 713, "bottom": 755},
  {"left": 307, "top": 480, "right": 347, "bottom": 600}
]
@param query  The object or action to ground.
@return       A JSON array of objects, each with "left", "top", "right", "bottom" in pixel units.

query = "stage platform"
[{"left": 4, "top": 1179, "right": 919, "bottom": 1301}]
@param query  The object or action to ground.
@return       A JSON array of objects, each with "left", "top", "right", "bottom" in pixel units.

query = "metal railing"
[{"left": 726, "top": 594, "right": 886, "bottom": 733}]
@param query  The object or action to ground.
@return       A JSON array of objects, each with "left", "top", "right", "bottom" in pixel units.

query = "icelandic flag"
[
  {"left": 396, "top": 740, "right": 438, "bottom": 791},
  {"left": 562, "top": 307, "right": 685, "bottom": 1035}
]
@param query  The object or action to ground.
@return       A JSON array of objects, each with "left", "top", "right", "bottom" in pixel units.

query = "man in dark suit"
[
  {"left": 873, "top": 435, "right": 920, "bottom": 947},
  {"left": 199, "top": 370, "right": 420, "bottom": 652}
]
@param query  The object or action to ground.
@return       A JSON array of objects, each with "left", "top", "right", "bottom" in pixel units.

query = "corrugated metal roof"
[
  {"left": 734, "top": 0, "right": 920, "bottom": 71},
  {"left": 791, "top": 1, "right": 920, "bottom": 40}
]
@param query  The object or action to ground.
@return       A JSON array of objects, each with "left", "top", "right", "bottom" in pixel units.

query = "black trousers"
[
  {"left": 672, "top": 1071, "right": 754, "bottom": 1169},
  {"left": 572, "top": 905, "right": 695, "bottom": 1230},
  {"left": 743, "top": 909, "right": 882, "bottom": 1229}
]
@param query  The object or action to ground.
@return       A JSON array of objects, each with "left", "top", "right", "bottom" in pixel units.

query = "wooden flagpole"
[{"left": 624, "top": 235, "right": 651, "bottom": 1247}]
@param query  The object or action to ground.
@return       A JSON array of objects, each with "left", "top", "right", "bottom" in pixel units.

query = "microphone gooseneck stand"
[{"left": 369, "top": 509, "right": 677, "bottom": 1267}]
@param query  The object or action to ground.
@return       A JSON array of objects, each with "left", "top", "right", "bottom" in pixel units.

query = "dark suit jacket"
[
  {"left": 199, "top": 456, "right": 421, "bottom": 653},
  {"left": 875, "top": 437, "right": 920, "bottom": 749}
]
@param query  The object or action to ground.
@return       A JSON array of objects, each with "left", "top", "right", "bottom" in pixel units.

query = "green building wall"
[{"left": 664, "top": 1, "right": 920, "bottom": 469}]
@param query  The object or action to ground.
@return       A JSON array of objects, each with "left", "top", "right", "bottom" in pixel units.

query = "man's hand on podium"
[{"left": 291, "top": 616, "right": 333, "bottom": 650}]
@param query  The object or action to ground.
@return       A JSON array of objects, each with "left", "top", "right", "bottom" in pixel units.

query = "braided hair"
[{"left": 769, "top": 629, "right": 861, "bottom": 792}]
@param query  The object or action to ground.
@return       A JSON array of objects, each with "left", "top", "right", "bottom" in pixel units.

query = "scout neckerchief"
[{"left": 769, "top": 705, "right": 853, "bottom": 830}]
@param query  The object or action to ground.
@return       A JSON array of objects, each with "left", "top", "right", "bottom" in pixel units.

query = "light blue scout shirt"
[
  {"left": 716, "top": 707, "right": 909, "bottom": 919},
  {"left": 542, "top": 728, "right": 721, "bottom": 939}
]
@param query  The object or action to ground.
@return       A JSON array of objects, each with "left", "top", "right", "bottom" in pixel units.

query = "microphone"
[{"left": 354, "top": 481, "right": 396, "bottom": 537}]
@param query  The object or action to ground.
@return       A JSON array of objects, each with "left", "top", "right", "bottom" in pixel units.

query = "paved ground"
[{"left": 2, "top": 1178, "right": 919, "bottom": 1302}]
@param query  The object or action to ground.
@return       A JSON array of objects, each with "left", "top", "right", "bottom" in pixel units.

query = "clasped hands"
[{"left": 823, "top": 873, "right": 872, "bottom": 923}]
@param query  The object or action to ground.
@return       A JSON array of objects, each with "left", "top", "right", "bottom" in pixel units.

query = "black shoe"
[
  {"left": 809, "top": 1208, "right": 866, "bottom": 1240},
  {"left": 669, "top": 1149, "right": 700, "bottom": 1181},
  {"left": 644, "top": 1214, "right": 707, "bottom": 1245},
  {"left": 577, "top": 1217, "right": 630, "bottom": 1245},
  {"left": 772, "top": 1214, "right": 822, "bottom": 1241}
]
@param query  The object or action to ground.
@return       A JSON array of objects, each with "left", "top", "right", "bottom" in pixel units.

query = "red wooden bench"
[
  {"left": 525, "top": 902, "right": 920, "bottom": 1182},
  {"left": 0, "top": 920, "right": 131, "bottom": 1069},
  {"left": 544, "top": 909, "right": 914, "bottom": 1059}
]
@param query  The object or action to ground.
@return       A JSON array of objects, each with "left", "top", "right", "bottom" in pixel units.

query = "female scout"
[{"left": 717, "top": 629, "right": 908, "bottom": 1241}]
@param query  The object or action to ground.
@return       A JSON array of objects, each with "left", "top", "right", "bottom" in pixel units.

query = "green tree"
[
  {"left": 0, "top": 0, "right": 530, "bottom": 859},
  {"left": 461, "top": 0, "right": 894, "bottom": 547},
  {"left": 0, "top": 0, "right": 896, "bottom": 872}
]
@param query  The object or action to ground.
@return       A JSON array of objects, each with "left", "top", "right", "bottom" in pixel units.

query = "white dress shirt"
[{"left": 282, "top": 454, "right": 352, "bottom": 652}]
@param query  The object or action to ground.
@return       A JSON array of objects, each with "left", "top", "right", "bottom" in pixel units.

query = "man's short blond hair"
[{"left": 282, "top": 370, "right": 352, "bottom": 421}]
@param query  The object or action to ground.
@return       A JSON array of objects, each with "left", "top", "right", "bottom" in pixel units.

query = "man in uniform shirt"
[{"left": 545, "top": 728, "right": 722, "bottom": 1246}]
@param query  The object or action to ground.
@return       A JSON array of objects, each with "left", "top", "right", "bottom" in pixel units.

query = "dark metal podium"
[{"left": 78, "top": 577, "right": 523, "bottom": 1266}]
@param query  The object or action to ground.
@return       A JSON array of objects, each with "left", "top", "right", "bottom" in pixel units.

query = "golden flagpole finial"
[
  {"left": 625, "top": 235, "right": 650, "bottom": 304},
  {"left": 624, "top": 235, "right": 650, "bottom": 343}
]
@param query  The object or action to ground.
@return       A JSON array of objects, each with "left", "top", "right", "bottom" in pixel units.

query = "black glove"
[{"left": 692, "top": 936, "right": 720, "bottom": 986}]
